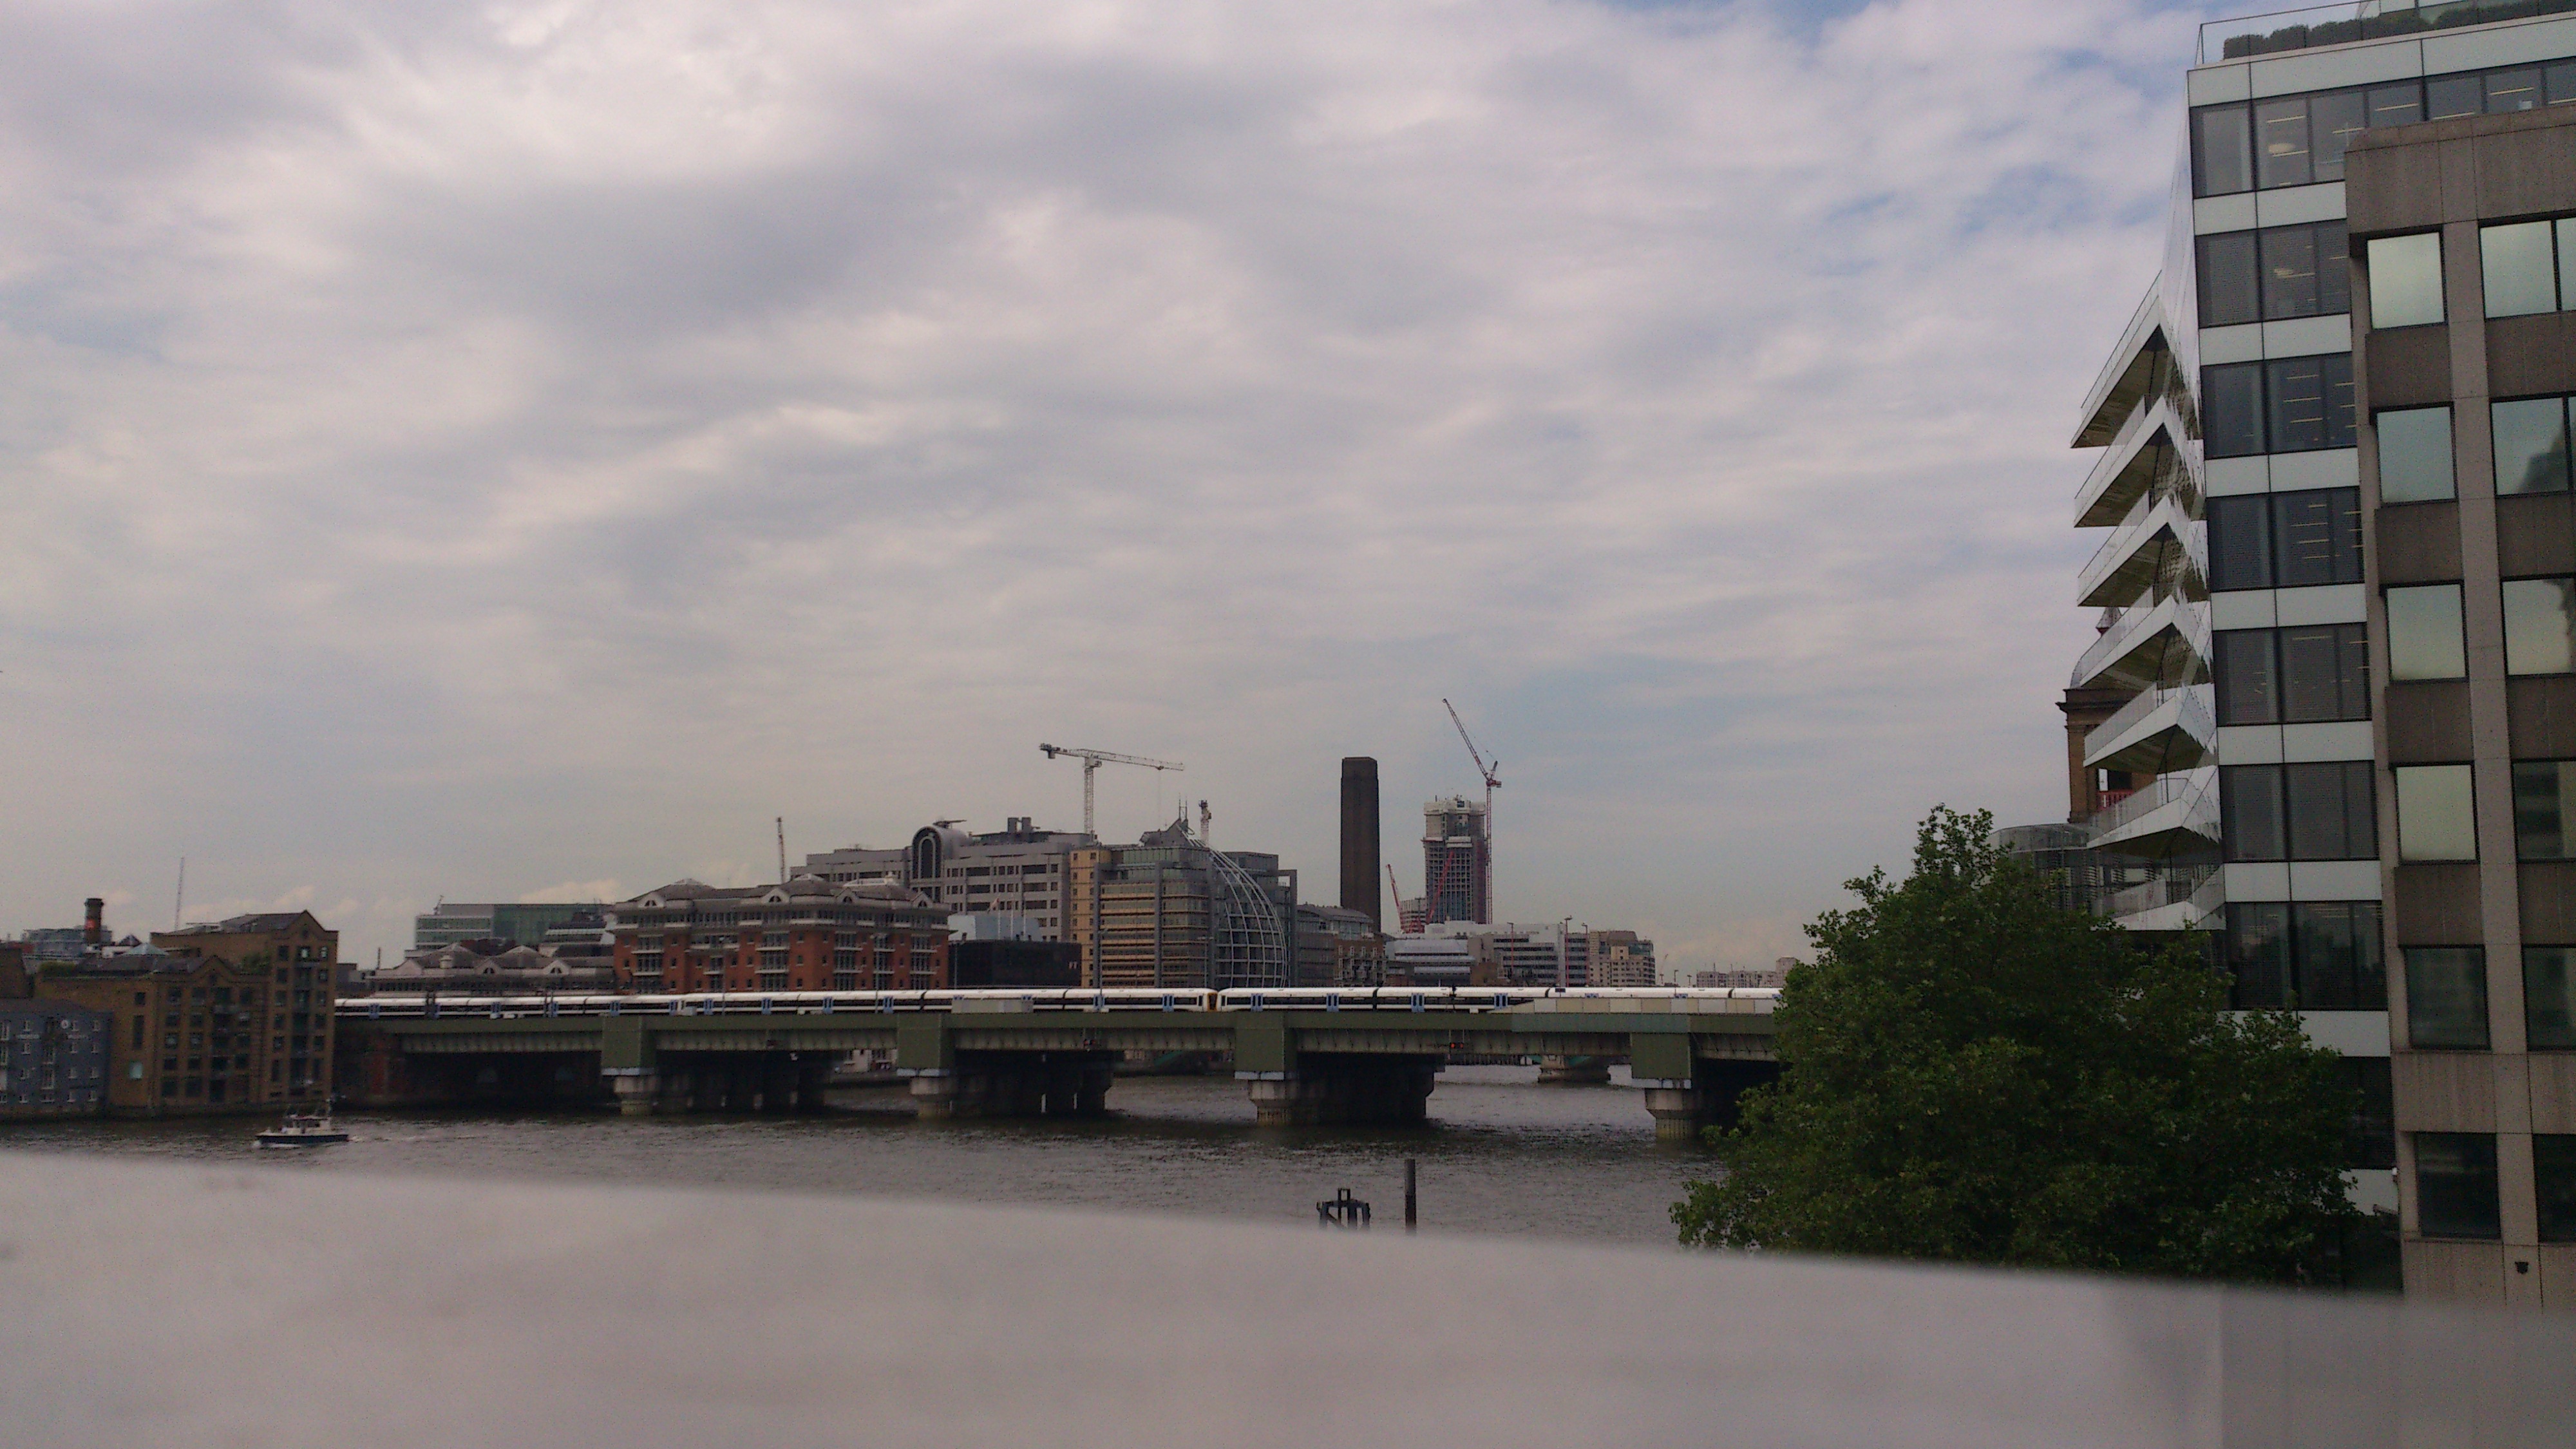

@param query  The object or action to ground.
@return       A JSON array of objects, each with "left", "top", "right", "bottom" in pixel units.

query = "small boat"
[{"left": 255, "top": 1113, "right": 349, "bottom": 1148}]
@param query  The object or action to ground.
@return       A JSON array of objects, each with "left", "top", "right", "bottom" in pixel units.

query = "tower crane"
[
  {"left": 1442, "top": 699, "right": 1501, "bottom": 922},
  {"left": 1039, "top": 744, "right": 1184, "bottom": 838}
]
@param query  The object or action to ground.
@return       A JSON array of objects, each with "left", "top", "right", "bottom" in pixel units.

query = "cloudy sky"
[{"left": 1, "top": 0, "right": 2215, "bottom": 971}]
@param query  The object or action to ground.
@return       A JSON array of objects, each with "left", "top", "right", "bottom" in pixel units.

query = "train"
[{"left": 339, "top": 985, "right": 1779, "bottom": 1021}]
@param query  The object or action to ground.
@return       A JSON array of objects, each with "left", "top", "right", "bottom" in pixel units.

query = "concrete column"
[
  {"left": 607, "top": 1068, "right": 663, "bottom": 1117},
  {"left": 1244, "top": 1057, "right": 1437, "bottom": 1126},
  {"left": 907, "top": 1072, "right": 960, "bottom": 1119},
  {"left": 1641, "top": 1086, "right": 1706, "bottom": 1144}
]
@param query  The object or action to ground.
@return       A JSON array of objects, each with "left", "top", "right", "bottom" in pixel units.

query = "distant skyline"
[{"left": 0, "top": 1, "right": 2222, "bottom": 972}]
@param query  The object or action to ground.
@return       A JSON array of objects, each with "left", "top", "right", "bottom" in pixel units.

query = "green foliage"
[{"left": 1674, "top": 806, "right": 2360, "bottom": 1284}]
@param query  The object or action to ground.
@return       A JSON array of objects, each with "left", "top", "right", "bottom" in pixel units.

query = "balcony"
[
  {"left": 2075, "top": 485, "right": 2193, "bottom": 609},
  {"left": 2070, "top": 592, "right": 2208, "bottom": 694},
  {"left": 2105, "top": 866, "right": 2225, "bottom": 933},
  {"left": 2073, "top": 394, "right": 2182, "bottom": 529},
  {"left": 2090, "top": 768, "right": 2222, "bottom": 860},
  {"left": 2084, "top": 684, "right": 2216, "bottom": 776},
  {"left": 2072, "top": 286, "right": 2167, "bottom": 448},
  {"left": 2202, "top": 0, "right": 2576, "bottom": 64}
]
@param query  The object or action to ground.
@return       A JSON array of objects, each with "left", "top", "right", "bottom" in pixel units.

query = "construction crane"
[
  {"left": 1039, "top": 744, "right": 1184, "bottom": 838},
  {"left": 1442, "top": 699, "right": 1501, "bottom": 922}
]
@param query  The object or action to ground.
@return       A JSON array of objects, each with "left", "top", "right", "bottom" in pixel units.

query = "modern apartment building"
[
  {"left": 2079, "top": 2, "right": 2576, "bottom": 1303},
  {"left": 806, "top": 819, "right": 1086, "bottom": 938},
  {"left": 413, "top": 901, "right": 606, "bottom": 951}
]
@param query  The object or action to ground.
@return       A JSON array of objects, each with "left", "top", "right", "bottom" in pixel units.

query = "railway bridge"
[{"left": 334, "top": 987, "right": 1781, "bottom": 1142}]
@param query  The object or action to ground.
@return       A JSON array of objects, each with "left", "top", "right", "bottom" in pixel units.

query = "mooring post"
[{"left": 1405, "top": 1158, "right": 1417, "bottom": 1233}]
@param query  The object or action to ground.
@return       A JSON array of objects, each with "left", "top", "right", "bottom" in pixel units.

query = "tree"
[{"left": 1674, "top": 806, "right": 2360, "bottom": 1284}]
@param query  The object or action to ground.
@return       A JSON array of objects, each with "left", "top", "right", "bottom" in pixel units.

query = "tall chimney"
[
  {"left": 82, "top": 897, "right": 105, "bottom": 949},
  {"left": 1340, "top": 757, "right": 1381, "bottom": 933}
]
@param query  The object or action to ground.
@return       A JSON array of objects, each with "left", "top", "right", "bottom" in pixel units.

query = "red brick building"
[{"left": 610, "top": 876, "right": 949, "bottom": 993}]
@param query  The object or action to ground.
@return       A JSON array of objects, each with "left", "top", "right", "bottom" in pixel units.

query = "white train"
[{"left": 341, "top": 985, "right": 1777, "bottom": 1021}]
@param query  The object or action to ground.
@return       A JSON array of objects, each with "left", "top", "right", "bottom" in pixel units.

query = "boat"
[{"left": 254, "top": 1114, "right": 349, "bottom": 1148}]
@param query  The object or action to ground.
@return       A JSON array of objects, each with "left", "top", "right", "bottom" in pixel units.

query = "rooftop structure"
[
  {"left": 808, "top": 819, "right": 1087, "bottom": 940},
  {"left": 414, "top": 902, "right": 608, "bottom": 952}
]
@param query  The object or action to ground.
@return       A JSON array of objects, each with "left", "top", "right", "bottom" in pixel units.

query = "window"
[
  {"left": 2395, "top": 764, "right": 2477, "bottom": 861},
  {"left": 2208, "top": 491, "right": 2362, "bottom": 591},
  {"left": 2514, "top": 761, "right": 2576, "bottom": 858},
  {"left": 2193, "top": 104, "right": 2253, "bottom": 196},
  {"left": 2385, "top": 584, "right": 2467, "bottom": 680},
  {"left": 2375, "top": 406, "right": 2454, "bottom": 502},
  {"left": 2201, "top": 357, "right": 2354, "bottom": 458},
  {"left": 2528, "top": 947, "right": 2576, "bottom": 1050},
  {"left": 2221, "top": 762, "right": 2373, "bottom": 860},
  {"left": 2367, "top": 232, "right": 2446, "bottom": 329},
  {"left": 2414, "top": 1132, "right": 2501, "bottom": 1239},
  {"left": 2483, "top": 220, "right": 2559, "bottom": 317},
  {"left": 2539, "top": 1136, "right": 2576, "bottom": 1242},
  {"left": 2199, "top": 222, "right": 2350, "bottom": 326},
  {"left": 2226, "top": 902, "right": 2385, "bottom": 1009},
  {"left": 2407, "top": 949, "right": 2490, "bottom": 1050},
  {"left": 2505, "top": 579, "right": 2576, "bottom": 674},
  {"left": 2490, "top": 396, "right": 2571, "bottom": 495}
]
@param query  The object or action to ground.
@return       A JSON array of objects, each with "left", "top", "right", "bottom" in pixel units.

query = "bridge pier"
[
  {"left": 908, "top": 1051, "right": 1115, "bottom": 1121},
  {"left": 1536, "top": 1054, "right": 1612, "bottom": 1086},
  {"left": 1241, "top": 1054, "right": 1439, "bottom": 1127}
]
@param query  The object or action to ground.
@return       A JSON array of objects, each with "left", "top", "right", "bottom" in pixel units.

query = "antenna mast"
[
  {"left": 776, "top": 817, "right": 788, "bottom": 885},
  {"left": 173, "top": 857, "right": 185, "bottom": 931}
]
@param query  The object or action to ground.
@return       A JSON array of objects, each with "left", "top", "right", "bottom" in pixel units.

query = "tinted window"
[
  {"left": 2199, "top": 232, "right": 2261, "bottom": 327},
  {"left": 2428, "top": 73, "right": 2484, "bottom": 122},
  {"left": 2255, "top": 96, "right": 2311, "bottom": 190},
  {"left": 2270, "top": 356, "right": 2332, "bottom": 451},
  {"left": 2488, "top": 67, "right": 2544, "bottom": 114},
  {"left": 2228, "top": 902, "right": 2291, "bottom": 1007},
  {"left": 2310, "top": 90, "right": 2367, "bottom": 180},
  {"left": 2387, "top": 584, "right": 2467, "bottom": 681},
  {"left": 2532, "top": 948, "right": 2576, "bottom": 1050},
  {"left": 2396, "top": 762, "right": 2477, "bottom": 861},
  {"left": 2413, "top": 1132, "right": 2500, "bottom": 1238},
  {"left": 2194, "top": 105, "right": 2252, "bottom": 196},
  {"left": 2482, "top": 220, "right": 2558, "bottom": 317},
  {"left": 2376, "top": 406, "right": 2454, "bottom": 503},
  {"left": 2492, "top": 396, "right": 2571, "bottom": 495},
  {"left": 2262, "top": 225, "right": 2322, "bottom": 319},
  {"left": 2551, "top": 61, "right": 2576, "bottom": 106},
  {"left": 2503, "top": 578, "right": 2576, "bottom": 676},
  {"left": 2368, "top": 233, "right": 2445, "bottom": 328},
  {"left": 2207, "top": 495, "right": 2272, "bottom": 591},
  {"left": 2285, "top": 761, "right": 2375, "bottom": 860},
  {"left": 2315, "top": 222, "right": 2349, "bottom": 316},
  {"left": 2280, "top": 623, "right": 2370, "bottom": 722},
  {"left": 2272, "top": 488, "right": 2362, "bottom": 587},
  {"left": 2538, "top": 1135, "right": 2576, "bottom": 1243},
  {"left": 2368, "top": 80, "right": 2424, "bottom": 128},
  {"left": 2203, "top": 363, "right": 2266, "bottom": 458},
  {"left": 2407, "top": 951, "right": 2490, "bottom": 1052},
  {"left": 2213, "top": 629, "right": 2278, "bottom": 724},
  {"left": 2515, "top": 759, "right": 2576, "bottom": 858},
  {"left": 2297, "top": 902, "right": 2384, "bottom": 1010},
  {"left": 2222, "top": 764, "right": 2287, "bottom": 862}
]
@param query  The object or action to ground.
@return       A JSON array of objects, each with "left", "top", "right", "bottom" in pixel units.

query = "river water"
[{"left": 4, "top": 1065, "right": 1715, "bottom": 1247}]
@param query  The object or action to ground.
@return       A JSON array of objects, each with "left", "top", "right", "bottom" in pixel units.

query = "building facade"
[
  {"left": 1294, "top": 904, "right": 1385, "bottom": 987},
  {"left": 1421, "top": 796, "right": 1492, "bottom": 926},
  {"left": 0, "top": 1001, "right": 109, "bottom": 1118},
  {"left": 413, "top": 902, "right": 607, "bottom": 951},
  {"left": 2079, "top": 5, "right": 2576, "bottom": 1302},
  {"left": 2339, "top": 91, "right": 2576, "bottom": 1303},
  {"left": 806, "top": 818, "right": 1086, "bottom": 938},
  {"left": 609, "top": 878, "right": 949, "bottom": 994},
  {"left": 1066, "top": 815, "right": 1293, "bottom": 990}
]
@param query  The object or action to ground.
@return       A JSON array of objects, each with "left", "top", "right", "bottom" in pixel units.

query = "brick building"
[{"left": 610, "top": 876, "right": 949, "bottom": 993}]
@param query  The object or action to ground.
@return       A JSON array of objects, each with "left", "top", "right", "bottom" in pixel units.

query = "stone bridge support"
[
  {"left": 907, "top": 1051, "right": 1115, "bottom": 1121},
  {"left": 1631, "top": 1030, "right": 1780, "bottom": 1144},
  {"left": 1241, "top": 1054, "right": 1440, "bottom": 1126}
]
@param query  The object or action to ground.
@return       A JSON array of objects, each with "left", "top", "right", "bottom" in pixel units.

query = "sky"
[{"left": 1, "top": 0, "right": 2221, "bottom": 972}]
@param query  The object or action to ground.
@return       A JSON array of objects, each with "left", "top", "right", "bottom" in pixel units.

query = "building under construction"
[{"left": 1419, "top": 795, "right": 1491, "bottom": 927}]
